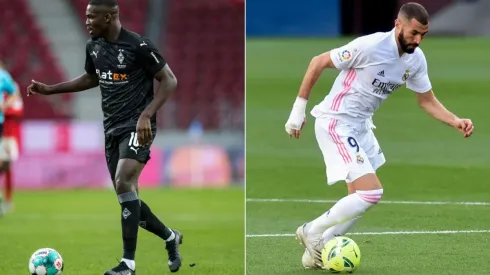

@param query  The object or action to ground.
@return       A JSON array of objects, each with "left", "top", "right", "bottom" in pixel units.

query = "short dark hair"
[
  {"left": 399, "top": 2, "right": 429, "bottom": 25},
  {"left": 88, "top": 0, "right": 118, "bottom": 7}
]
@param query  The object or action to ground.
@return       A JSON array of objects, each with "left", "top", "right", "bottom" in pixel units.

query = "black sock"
[
  {"left": 118, "top": 191, "right": 141, "bottom": 260},
  {"left": 139, "top": 200, "right": 173, "bottom": 241}
]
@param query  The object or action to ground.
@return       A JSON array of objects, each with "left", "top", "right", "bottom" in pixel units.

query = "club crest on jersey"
[
  {"left": 117, "top": 49, "right": 126, "bottom": 69},
  {"left": 356, "top": 154, "right": 364, "bottom": 164},
  {"left": 402, "top": 69, "right": 410, "bottom": 81}
]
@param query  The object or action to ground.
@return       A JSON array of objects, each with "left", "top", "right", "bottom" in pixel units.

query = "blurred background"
[
  {"left": 0, "top": 1, "right": 244, "bottom": 274},
  {"left": 247, "top": 0, "right": 489, "bottom": 37},
  {"left": 246, "top": 1, "right": 490, "bottom": 274},
  {"left": 1, "top": 0, "right": 244, "bottom": 190}
]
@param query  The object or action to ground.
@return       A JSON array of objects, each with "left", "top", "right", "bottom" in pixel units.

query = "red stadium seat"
[
  {"left": 162, "top": 0, "right": 244, "bottom": 130},
  {"left": 0, "top": 0, "right": 70, "bottom": 119}
]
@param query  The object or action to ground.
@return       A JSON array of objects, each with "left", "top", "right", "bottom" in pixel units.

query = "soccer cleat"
[
  {"left": 104, "top": 261, "right": 135, "bottom": 275},
  {"left": 302, "top": 249, "right": 323, "bottom": 270},
  {"left": 166, "top": 230, "right": 183, "bottom": 272},
  {"left": 295, "top": 223, "right": 324, "bottom": 269}
]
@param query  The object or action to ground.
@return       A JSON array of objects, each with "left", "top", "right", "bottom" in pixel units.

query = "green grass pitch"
[
  {"left": 0, "top": 188, "right": 244, "bottom": 274},
  {"left": 246, "top": 37, "right": 490, "bottom": 275}
]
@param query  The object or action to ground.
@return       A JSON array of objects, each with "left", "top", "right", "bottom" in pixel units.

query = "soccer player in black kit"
[{"left": 27, "top": 0, "right": 182, "bottom": 274}]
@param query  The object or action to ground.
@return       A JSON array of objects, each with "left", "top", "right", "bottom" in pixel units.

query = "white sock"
[
  {"left": 321, "top": 216, "right": 361, "bottom": 242},
  {"left": 306, "top": 189, "right": 383, "bottom": 237},
  {"left": 121, "top": 258, "right": 135, "bottom": 271},
  {"left": 166, "top": 230, "right": 176, "bottom": 242}
]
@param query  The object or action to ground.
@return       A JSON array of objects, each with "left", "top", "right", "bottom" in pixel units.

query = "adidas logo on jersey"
[{"left": 377, "top": 70, "right": 385, "bottom": 77}]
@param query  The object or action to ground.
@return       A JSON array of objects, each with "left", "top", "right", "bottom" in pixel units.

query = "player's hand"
[
  {"left": 27, "top": 80, "right": 51, "bottom": 96},
  {"left": 452, "top": 118, "right": 474, "bottom": 138},
  {"left": 285, "top": 97, "right": 308, "bottom": 140},
  {"left": 285, "top": 115, "right": 306, "bottom": 139},
  {"left": 136, "top": 113, "right": 152, "bottom": 146}
]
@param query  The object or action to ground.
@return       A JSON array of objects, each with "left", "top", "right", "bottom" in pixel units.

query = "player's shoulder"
[
  {"left": 0, "top": 69, "right": 14, "bottom": 89},
  {"left": 119, "top": 28, "right": 156, "bottom": 49},
  {"left": 85, "top": 37, "right": 101, "bottom": 50},
  {"left": 0, "top": 70, "right": 6, "bottom": 83},
  {"left": 0, "top": 69, "right": 12, "bottom": 80},
  {"left": 403, "top": 47, "right": 428, "bottom": 68},
  {"left": 86, "top": 36, "right": 101, "bottom": 44},
  {"left": 406, "top": 47, "right": 428, "bottom": 73},
  {"left": 348, "top": 31, "right": 392, "bottom": 52},
  {"left": 354, "top": 31, "right": 390, "bottom": 44},
  {"left": 412, "top": 47, "right": 427, "bottom": 61}
]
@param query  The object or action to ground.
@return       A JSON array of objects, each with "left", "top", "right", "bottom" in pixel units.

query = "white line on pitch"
[
  {"left": 247, "top": 198, "right": 490, "bottom": 206},
  {"left": 246, "top": 229, "right": 490, "bottom": 238}
]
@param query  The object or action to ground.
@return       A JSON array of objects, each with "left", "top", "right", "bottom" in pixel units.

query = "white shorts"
[
  {"left": 314, "top": 117, "right": 386, "bottom": 185},
  {"left": 0, "top": 137, "right": 19, "bottom": 162}
]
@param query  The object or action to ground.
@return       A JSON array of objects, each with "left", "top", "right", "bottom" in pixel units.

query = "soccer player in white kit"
[{"left": 284, "top": 2, "right": 475, "bottom": 268}]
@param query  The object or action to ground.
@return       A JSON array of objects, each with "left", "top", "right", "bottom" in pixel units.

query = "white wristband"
[{"left": 292, "top": 97, "right": 307, "bottom": 113}]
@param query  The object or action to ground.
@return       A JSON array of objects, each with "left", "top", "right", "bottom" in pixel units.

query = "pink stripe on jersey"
[
  {"left": 331, "top": 69, "right": 356, "bottom": 111},
  {"left": 331, "top": 119, "right": 352, "bottom": 163},
  {"left": 328, "top": 119, "right": 347, "bottom": 163},
  {"left": 328, "top": 119, "right": 352, "bottom": 163}
]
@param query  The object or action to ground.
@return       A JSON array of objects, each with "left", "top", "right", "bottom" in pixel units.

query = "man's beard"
[{"left": 398, "top": 30, "right": 419, "bottom": 54}]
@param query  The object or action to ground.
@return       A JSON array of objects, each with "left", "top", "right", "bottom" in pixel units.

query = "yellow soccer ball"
[{"left": 321, "top": 236, "right": 361, "bottom": 273}]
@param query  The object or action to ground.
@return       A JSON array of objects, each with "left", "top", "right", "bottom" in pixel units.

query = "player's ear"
[
  {"left": 104, "top": 13, "right": 111, "bottom": 23},
  {"left": 395, "top": 18, "right": 405, "bottom": 32}
]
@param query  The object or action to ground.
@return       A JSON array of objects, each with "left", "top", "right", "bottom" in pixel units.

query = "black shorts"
[{"left": 105, "top": 130, "right": 154, "bottom": 181}]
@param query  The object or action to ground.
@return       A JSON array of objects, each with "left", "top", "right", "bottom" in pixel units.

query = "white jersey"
[{"left": 311, "top": 28, "right": 432, "bottom": 124}]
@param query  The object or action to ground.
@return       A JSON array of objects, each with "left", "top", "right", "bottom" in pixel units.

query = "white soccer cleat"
[
  {"left": 295, "top": 223, "right": 324, "bottom": 268},
  {"left": 301, "top": 249, "right": 323, "bottom": 270}
]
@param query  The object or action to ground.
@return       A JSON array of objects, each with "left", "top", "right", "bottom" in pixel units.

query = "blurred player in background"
[
  {"left": 27, "top": 0, "right": 181, "bottom": 274},
  {"left": 0, "top": 62, "right": 20, "bottom": 216},
  {"left": 1, "top": 81, "right": 23, "bottom": 213},
  {"left": 284, "top": 2, "right": 474, "bottom": 268}
]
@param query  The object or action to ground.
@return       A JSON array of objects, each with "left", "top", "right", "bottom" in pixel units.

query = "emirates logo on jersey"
[{"left": 371, "top": 78, "right": 402, "bottom": 95}]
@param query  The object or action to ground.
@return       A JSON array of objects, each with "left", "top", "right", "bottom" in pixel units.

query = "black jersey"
[{"left": 84, "top": 28, "right": 166, "bottom": 136}]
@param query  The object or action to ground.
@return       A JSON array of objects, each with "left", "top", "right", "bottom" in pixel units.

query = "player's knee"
[
  {"left": 351, "top": 173, "right": 383, "bottom": 191},
  {"left": 346, "top": 183, "right": 356, "bottom": 194},
  {"left": 356, "top": 189, "right": 383, "bottom": 205},
  {"left": 114, "top": 176, "right": 136, "bottom": 194}
]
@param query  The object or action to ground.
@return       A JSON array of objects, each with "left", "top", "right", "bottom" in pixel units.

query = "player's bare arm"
[
  {"left": 285, "top": 51, "right": 337, "bottom": 140},
  {"left": 298, "top": 51, "right": 337, "bottom": 100},
  {"left": 136, "top": 64, "right": 177, "bottom": 146},
  {"left": 27, "top": 73, "right": 99, "bottom": 96},
  {"left": 416, "top": 90, "right": 474, "bottom": 138}
]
